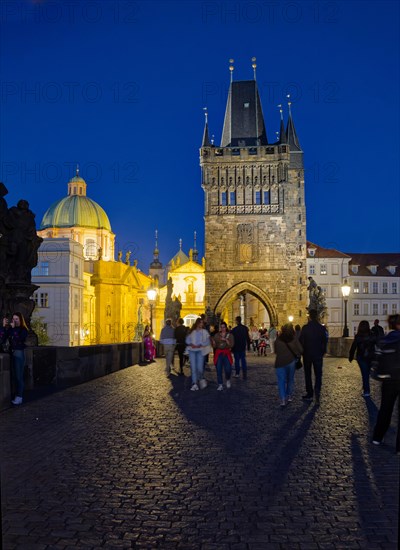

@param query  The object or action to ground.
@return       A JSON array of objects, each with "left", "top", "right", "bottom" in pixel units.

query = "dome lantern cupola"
[{"left": 68, "top": 165, "right": 87, "bottom": 197}]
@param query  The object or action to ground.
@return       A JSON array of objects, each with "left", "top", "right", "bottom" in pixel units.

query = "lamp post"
[
  {"left": 341, "top": 279, "right": 351, "bottom": 337},
  {"left": 288, "top": 315, "right": 294, "bottom": 323},
  {"left": 147, "top": 286, "right": 157, "bottom": 335}
]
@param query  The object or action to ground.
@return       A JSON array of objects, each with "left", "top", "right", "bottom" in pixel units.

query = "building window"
[
  {"left": 298, "top": 198, "right": 301, "bottom": 205},
  {"left": 230, "top": 191, "right": 236, "bottom": 205},
  {"left": 382, "top": 282, "right": 388, "bottom": 294},
  {"left": 372, "top": 303, "right": 378, "bottom": 315},
  {"left": 298, "top": 229, "right": 302, "bottom": 236},
  {"left": 382, "top": 303, "right": 388, "bottom": 315},
  {"left": 354, "top": 303, "right": 360, "bottom": 316},
  {"left": 351, "top": 265, "right": 358, "bottom": 274},
  {"left": 320, "top": 264, "right": 327, "bottom": 275},
  {"left": 221, "top": 192, "right": 227, "bottom": 206},
  {"left": 363, "top": 303, "right": 369, "bottom": 315},
  {"left": 74, "top": 294, "right": 79, "bottom": 309},
  {"left": 363, "top": 282, "right": 369, "bottom": 294},
  {"left": 74, "top": 264, "right": 79, "bottom": 278},
  {"left": 332, "top": 263, "right": 339, "bottom": 275},
  {"left": 372, "top": 282, "right": 378, "bottom": 294},
  {"left": 33, "top": 293, "right": 38, "bottom": 306},
  {"left": 353, "top": 282, "right": 360, "bottom": 294},
  {"left": 32, "top": 261, "right": 49, "bottom": 276},
  {"left": 309, "top": 265, "right": 315, "bottom": 275},
  {"left": 254, "top": 191, "right": 261, "bottom": 205},
  {"left": 263, "top": 190, "right": 270, "bottom": 204},
  {"left": 392, "top": 282, "right": 397, "bottom": 294},
  {"left": 298, "top": 214, "right": 301, "bottom": 221},
  {"left": 40, "top": 293, "right": 49, "bottom": 308},
  {"left": 392, "top": 304, "right": 398, "bottom": 314}
]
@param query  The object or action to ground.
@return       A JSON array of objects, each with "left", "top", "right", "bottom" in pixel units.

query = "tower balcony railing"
[{"left": 210, "top": 204, "right": 281, "bottom": 215}]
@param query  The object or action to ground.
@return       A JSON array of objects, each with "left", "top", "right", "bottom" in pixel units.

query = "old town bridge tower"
[{"left": 200, "top": 61, "right": 307, "bottom": 327}]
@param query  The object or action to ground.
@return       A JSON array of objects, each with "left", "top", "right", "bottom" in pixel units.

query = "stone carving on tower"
[{"left": 200, "top": 59, "right": 307, "bottom": 326}]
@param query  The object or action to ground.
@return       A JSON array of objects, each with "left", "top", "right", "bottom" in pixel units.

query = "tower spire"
[
  {"left": 285, "top": 94, "right": 301, "bottom": 151},
  {"left": 278, "top": 104, "right": 287, "bottom": 144},
  {"left": 76, "top": 163, "right": 79, "bottom": 177},
  {"left": 153, "top": 229, "right": 159, "bottom": 260},
  {"left": 201, "top": 107, "right": 211, "bottom": 146}
]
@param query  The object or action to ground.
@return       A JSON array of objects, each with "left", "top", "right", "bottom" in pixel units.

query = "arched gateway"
[
  {"left": 200, "top": 63, "right": 308, "bottom": 327},
  {"left": 214, "top": 281, "right": 278, "bottom": 327}
]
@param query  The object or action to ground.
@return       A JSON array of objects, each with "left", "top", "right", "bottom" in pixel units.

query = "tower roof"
[
  {"left": 286, "top": 111, "right": 301, "bottom": 151},
  {"left": 202, "top": 112, "right": 211, "bottom": 147},
  {"left": 221, "top": 80, "right": 268, "bottom": 147}
]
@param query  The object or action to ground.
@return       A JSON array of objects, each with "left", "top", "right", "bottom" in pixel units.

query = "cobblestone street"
[{"left": 0, "top": 354, "right": 399, "bottom": 549}]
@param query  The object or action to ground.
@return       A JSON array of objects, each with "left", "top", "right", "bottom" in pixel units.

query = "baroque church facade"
[{"left": 200, "top": 68, "right": 307, "bottom": 328}]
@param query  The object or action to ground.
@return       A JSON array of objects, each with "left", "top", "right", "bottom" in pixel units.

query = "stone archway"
[{"left": 214, "top": 281, "right": 278, "bottom": 327}]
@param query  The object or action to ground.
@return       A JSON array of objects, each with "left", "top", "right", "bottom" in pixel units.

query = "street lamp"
[
  {"left": 147, "top": 286, "right": 157, "bottom": 334},
  {"left": 288, "top": 315, "right": 294, "bottom": 323},
  {"left": 341, "top": 279, "right": 351, "bottom": 337}
]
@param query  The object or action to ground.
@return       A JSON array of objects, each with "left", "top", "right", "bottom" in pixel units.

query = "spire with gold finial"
[
  {"left": 150, "top": 228, "right": 163, "bottom": 270},
  {"left": 252, "top": 56, "right": 257, "bottom": 80},
  {"left": 278, "top": 104, "right": 287, "bottom": 144},
  {"left": 285, "top": 94, "right": 301, "bottom": 151},
  {"left": 76, "top": 164, "right": 79, "bottom": 177},
  {"left": 229, "top": 58, "right": 234, "bottom": 83},
  {"left": 202, "top": 107, "right": 211, "bottom": 147},
  {"left": 179, "top": 238, "right": 182, "bottom": 250}
]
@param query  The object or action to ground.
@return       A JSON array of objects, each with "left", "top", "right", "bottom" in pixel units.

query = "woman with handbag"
[
  {"left": 185, "top": 317, "right": 211, "bottom": 391},
  {"left": 212, "top": 321, "right": 234, "bottom": 391},
  {"left": 275, "top": 323, "right": 303, "bottom": 407}
]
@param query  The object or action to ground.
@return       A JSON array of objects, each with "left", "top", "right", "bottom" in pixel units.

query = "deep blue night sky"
[{"left": 1, "top": 0, "right": 399, "bottom": 271}]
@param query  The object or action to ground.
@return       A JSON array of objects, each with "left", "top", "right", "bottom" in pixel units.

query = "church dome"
[
  {"left": 39, "top": 169, "right": 112, "bottom": 232},
  {"left": 40, "top": 195, "right": 112, "bottom": 231}
]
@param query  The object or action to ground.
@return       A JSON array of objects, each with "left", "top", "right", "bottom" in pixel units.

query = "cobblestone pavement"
[{"left": 0, "top": 354, "right": 399, "bottom": 549}]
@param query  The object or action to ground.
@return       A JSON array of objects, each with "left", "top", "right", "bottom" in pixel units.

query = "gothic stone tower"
[{"left": 200, "top": 69, "right": 307, "bottom": 327}]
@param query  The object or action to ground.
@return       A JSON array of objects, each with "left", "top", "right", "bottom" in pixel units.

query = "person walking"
[
  {"left": 231, "top": 316, "right": 251, "bottom": 379},
  {"left": 349, "top": 320, "right": 375, "bottom": 397},
  {"left": 212, "top": 321, "right": 234, "bottom": 391},
  {"left": 159, "top": 319, "right": 176, "bottom": 376},
  {"left": 174, "top": 318, "right": 188, "bottom": 375},
  {"left": 8, "top": 312, "right": 28, "bottom": 406},
  {"left": 268, "top": 324, "right": 277, "bottom": 354},
  {"left": 142, "top": 325, "right": 156, "bottom": 363},
  {"left": 249, "top": 319, "right": 259, "bottom": 356},
  {"left": 186, "top": 317, "right": 211, "bottom": 391},
  {"left": 371, "top": 319, "right": 385, "bottom": 343},
  {"left": 372, "top": 314, "right": 400, "bottom": 452},
  {"left": 299, "top": 309, "right": 328, "bottom": 405},
  {"left": 275, "top": 323, "right": 303, "bottom": 407}
]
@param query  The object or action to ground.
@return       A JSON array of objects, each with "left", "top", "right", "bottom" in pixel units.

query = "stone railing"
[{"left": 1, "top": 341, "right": 161, "bottom": 411}]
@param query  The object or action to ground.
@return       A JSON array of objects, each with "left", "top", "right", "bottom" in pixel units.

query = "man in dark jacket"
[
  {"left": 174, "top": 318, "right": 188, "bottom": 375},
  {"left": 231, "top": 316, "right": 251, "bottom": 379},
  {"left": 371, "top": 319, "right": 385, "bottom": 343},
  {"left": 299, "top": 309, "right": 328, "bottom": 404}
]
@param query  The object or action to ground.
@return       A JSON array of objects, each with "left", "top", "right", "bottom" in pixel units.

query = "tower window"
[
  {"left": 244, "top": 102, "right": 250, "bottom": 108},
  {"left": 263, "top": 191, "right": 270, "bottom": 204},
  {"left": 221, "top": 192, "right": 227, "bottom": 206},
  {"left": 230, "top": 191, "right": 236, "bottom": 205},
  {"left": 254, "top": 191, "right": 261, "bottom": 205}
]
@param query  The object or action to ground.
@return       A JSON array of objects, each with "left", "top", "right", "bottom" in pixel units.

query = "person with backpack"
[
  {"left": 372, "top": 314, "right": 400, "bottom": 452},
  {"left": 349, "top": 320, "right": 375, "bottom": 397}
]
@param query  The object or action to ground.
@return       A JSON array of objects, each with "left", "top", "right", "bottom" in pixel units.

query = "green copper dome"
[{"left": 40, "top": 195, "right": 112, "bottom": 231}]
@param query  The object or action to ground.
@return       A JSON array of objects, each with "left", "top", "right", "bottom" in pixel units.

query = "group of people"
[
  {"left": 349, "top": 316, "right": 400, "bottom": 452},
  {"left": 0, "top": 312, "right": 29, "bottom": 405},
  {"left": 249, "top": 321, "right": 277, "bottom": 355}
]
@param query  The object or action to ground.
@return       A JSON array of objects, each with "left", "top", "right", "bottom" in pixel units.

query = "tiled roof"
[
  {"left": 346, "top": 252, "right": 400, "bottom": 277},
  {"left": 306, "top": 241, "right": 351, "bottom": 259}
]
